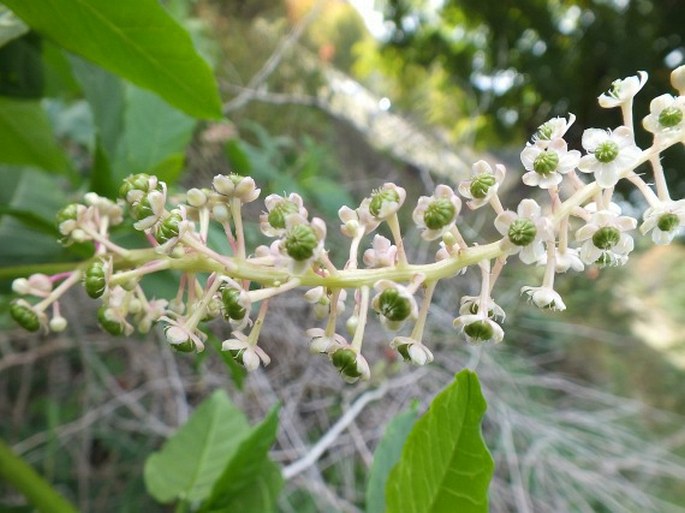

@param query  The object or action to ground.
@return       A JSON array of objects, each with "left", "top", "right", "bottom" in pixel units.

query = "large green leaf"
[
  {"left": 113, "top": 84, "right": 196, "bottom": 184},
  {"left": 201, "top": 406, "right": 282, "bottom": 513},
  {"left": 385, "top": 370, "right": 494, "bottom": 513},
  {"left": 3, "top": 0, "right": 222, "bottom": 119},
  {"left": 366, "top": 405, "right": 419, "bottom": 513},
  {"left": 143, "top": 390, "right": 252, "bottom": 504},
  {"left": 0, "top": 97, "right": 70, "bottom": 173}
]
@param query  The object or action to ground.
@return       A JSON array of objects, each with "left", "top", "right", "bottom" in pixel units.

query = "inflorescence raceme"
[{"left": 9, "top": 68, "right": 685, "bottom": 382}]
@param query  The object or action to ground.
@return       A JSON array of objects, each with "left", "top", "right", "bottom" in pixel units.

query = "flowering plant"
[{"left": 9, "top": 68, "right": 685, "bottom": 386}]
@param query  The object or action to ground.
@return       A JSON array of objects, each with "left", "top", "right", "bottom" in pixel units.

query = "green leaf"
[
  {"left": 113, "top": 84, "right": 196, "bottom": 185},
  {"left": 143, "top": 390, "right": 252, "bottom": 504},
  {"left": 0, "top": 97, "right": 70, "bottom": 174},
  {"left": 0, "top": 33, "right": 43, "bottom": 98},
  {"left": 385, "top": 370, "right": 494, "bottom": 513},
  {"left": 3, "top": 0, "right": 222, "bottom": 119},
  {"left": 366, "top": 405, "right": 419, "bottom": 513},
  {"left": 201, "top": 406, "right": 282, "bottom": 513},
  {"left": 0, "top": 7, "right": 29, "bottom": 48},
  {"left": 69, "top": 55, "right": 125, "bottom": 160},
  {"left": 207, "top": 333, "right": 247, "bottom": 391}
]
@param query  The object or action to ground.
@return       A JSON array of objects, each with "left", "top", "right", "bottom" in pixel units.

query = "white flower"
[
  {"left": 212, "top": 174, "right": 260, "bottom": 203},
  {"left": 453, "top": 314, "right": 504, "bottom": 345},
  {"left": 538, "top": 247, "right": 584, "bottom": 273},
  {"left": 279, "top": 214, "right": 327, "bottom": 273},
  {"left": 458, "top": 160, "right": 506, "bottom": 209},
  {"left": 671, "top": 64, "right": 685, "bottom": 95},
  {"left": 521, "top": 286, "right": 566, "bottom": 311},
  {"left": 520, "top": 138, "right": 581, "bottom": 189},
  {"left": 458, "top": 295, "right": 506, "bottom": 322},
  {"left": 371, "top": 280, "right": 419, "bottom": 331},
  {"left": 222, "top": 332, "right": 271, "bottom": 371},
  {"left": 159, "top": 315, "right": 206, "bottom": 351},
  {"left": 412, "top": 185, "right": 462, "bottom": 240},
  {"left": 306, "top": 328, "right": 346, "bottom": 354},
  {"left": 576, "top": 209, "right": 637, "bottom": 266},
  {"left": 132, "top": 187, "right": 168, "bottom": 231},
  {"left": 338, "top": 205, "right": 379, "bottom": 238},
  {"left": 363, "top": 235, "right": 397, "bottom": 268},
  {"left": 597, "top": 71, "right": 647, "bottom": 108},
  {"left": 495, "top": 199, "right": 554, "bottom": 264},
  {"left": 390, "top": 336, "right": 434, "bottom": 365},
  {"left": 329, "top": 347, "right": 371, "bottom": 383},
  {"left": 640, "top": 199, "right": 685, "bottom": 244},
  {"left": 642, "top": 94, "right": 685, "bottom": 137},
  {"left": 260, "top": 193, "right": 308, "bottom": 237},
  {"left": 531, "top": 114, "right": 576, "bottom": 146},
  {"left": 577, "top": 127, "right": 641, "bottom": 188},
  {"left": 361, "top": 183, "right": 406, "bottom": 220},
  {"left": 304, "top": 287, "right": 346, "bottom": 319}
]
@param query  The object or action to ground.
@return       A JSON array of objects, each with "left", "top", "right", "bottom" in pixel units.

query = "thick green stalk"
[{"left": 0, "top": 437, "right": 79, "bottom": 513}]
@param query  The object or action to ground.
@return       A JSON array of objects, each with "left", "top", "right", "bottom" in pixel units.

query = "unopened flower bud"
[
  {"left": 84, "top": 260, "right": 106, "bottom": 298},
  {"left": 10, "top": 300, "right": 41, "bottom": 332},
  {"left": 119, "top": 173, "right": 151, "bottom": 201},
  {"left": 671, "top": 64, "right": 685, "bottom": 95},
  {"left": 12, "top": 278, "right": 30, "bottom": 295},
  {"left": 186, "top": 188, "right": 208, "bottom": 207},
  {"left": 49, "top": 316, "right": 68, "bottom": 332}
]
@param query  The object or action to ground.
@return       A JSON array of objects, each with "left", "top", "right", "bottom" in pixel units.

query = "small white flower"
[
  {"left": 222, "top": 332, "right": 271, "bottom": 371},
  {"left": 531, "top": 114, "right": 576, "bottom": 146},
  {"left": 538, "top": 247, "right": 585, "bottom": 273},
  {"left": 640, "top": 199, "right": 685, "bottom": 244},
  {"left": 279, "top": 214, "right": 327, "bottom": 273},
  {"left": 260, "top": 193, "right": 308, "bottom": 237},
  {"left": 576, "top": 209, "right": 637, "bottom": 266},
  {"left": 390, "top": 336, "right": 434, "bottom": 365},
  {"left": 453, "top": 314, "right": 504, "bottom": 345},
  {"left": 363, "top": 235, "right": 398, "bottom": 268},
  {"left": 338, "top": 205, "right": 379, "bottom": 238},
  {"left": 521, "top": 286, "right": 566, "bottom": 311},
  {"left": 412, "top": 185, "right": 462, "bottom": 240},
  {"left": 520, "top": 138, "right": 581, "bottom": 189},
  {"left": 305, "top": 328, "right": 346, "bottom": 354},
  {"left": 361, "top": 183, "right": 406, "bottom": 220},
  {"left": 642, "top": 94, "right": 685, "bottom": 137},
  {"left": 458, "top": 160, "right": 506, "bottom": 209},
  {"left": 212, "top": 174, "right": 260, "bottom": 203},
  {"left": 597, "top": 71, "right": 647, "bottom": 109},
  {"left": 159, "top": 315, "right": 206, "bottom": 351},
  {"left": 577, "top": 127, "right": 642, "bottom": 188},
  {"left": 133, "top": 187, "right": 168, "bottom": 231},
  {"left": 329, "top": 347, "right": 370, "bottom": 383},
  {"left": 371, "top": 280, "right": 419, "bottom": 331},
  {"left": 304, "top": 287, "right": 346, "bottom": 319},
  {"left": 458, "top": 295, "right": 506, "bottom": 322},
  {"left": 495, "top": 199, "right": 554, "bottom": 264}
]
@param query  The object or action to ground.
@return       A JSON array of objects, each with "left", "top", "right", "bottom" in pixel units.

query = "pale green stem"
[
  {"left": 181, "top": 233, "right": 236, "bottom": 272},
  {"left": 81, "top": 226, "right": 130, "bottom": 259},
  {"left": 488, "top": 256, "right": 507, "bottom": 294},
  {"left": 620, "top": 99, "right": 634, "bottom": 133},
  {"left": 347, "top": 231, "right": 365, "bottom": 270},
  {"left": 385, "top": 213, "right": 408, "bottom": 267},
  {"left": 558, "top": 216, "right": 569, "bottom": 253},
  {"left": 324, "top": 289, "right": 342, "bottom": 337},
  {"left": 185, "top": 273, "right": 222, "bottom": 331},
  {"left": 350, "top": 286, "right": 370, "bottom": 352},
  {"left": 109, "top": 259, "right": 172, "bottom": 287},
  {"left": 34, "top": 271, "right": 82, "bottom": 313},
  {"left": 477, "top": 260, "right": 491, "bottom": 315},
  {"left": 248, "top": 299, "right": 270, "bottom": 346},
  {"left": 247, "top": 278, "right": 302, "bottom": 302},
  {"left": 626, "top": 172, "right": 661, "bottom": 207},
  {"left": 230, "top": 198, "right": 246, "bottom": 260},
  {"left": 489, "top": 194, "right": 505, "bottom": 215},
  {"left": 410, "top": 281, "right": 437, "bottom": 341},
  {"left": 649, "top": 154, "right": 671, "bottom": 201},
  {"left": 542, "top": 242, "right": 556, "bottom": 288}
]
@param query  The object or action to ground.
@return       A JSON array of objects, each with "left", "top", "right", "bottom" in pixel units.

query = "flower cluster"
[{"left": 8, "top": 67, "right": 685, "bottom": 383}]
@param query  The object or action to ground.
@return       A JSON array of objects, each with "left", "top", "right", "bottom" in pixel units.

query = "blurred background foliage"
[{"left": 1, "top": 0, "right": 685, "bottom": 511}]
